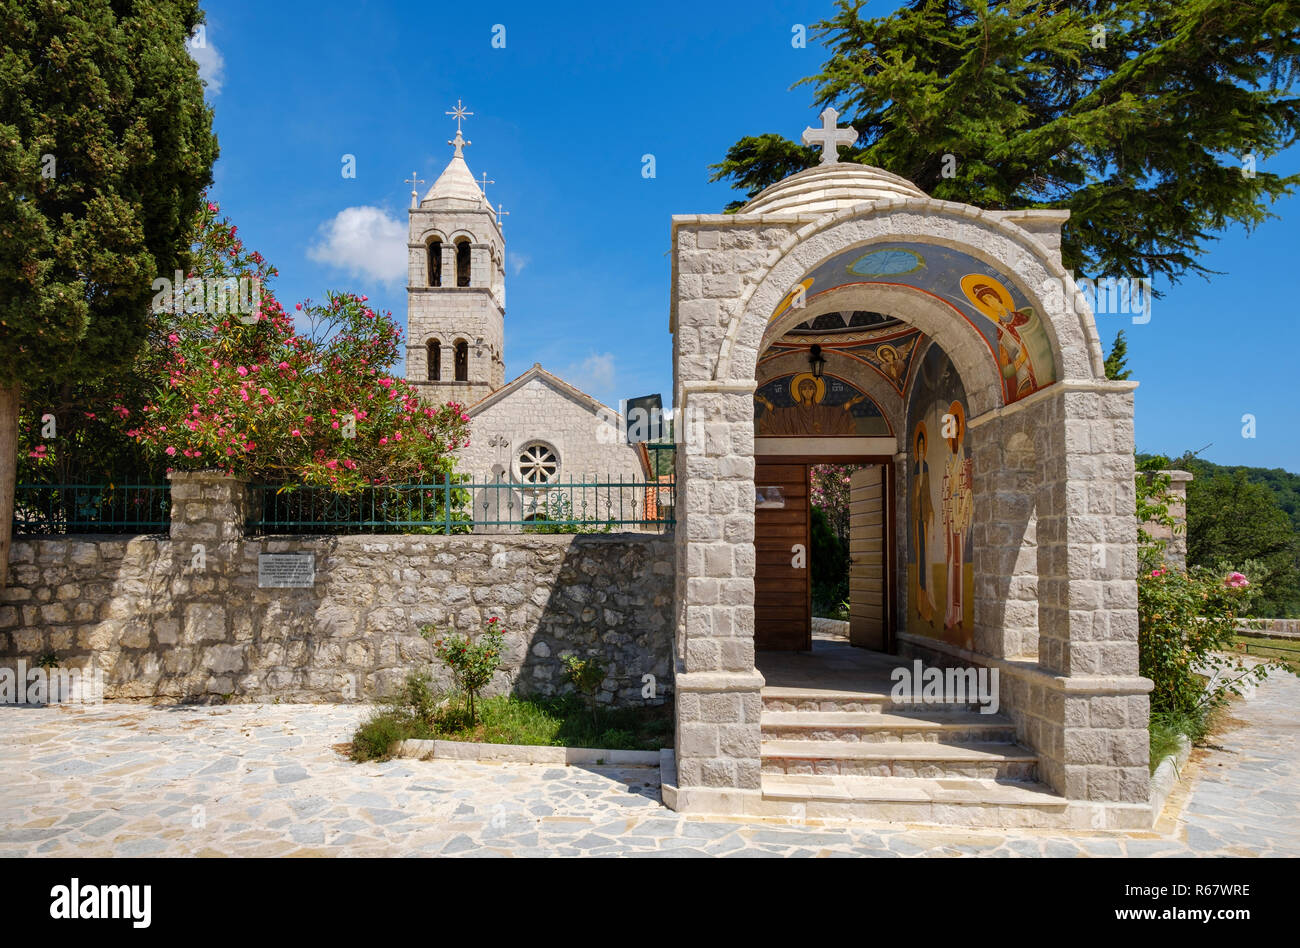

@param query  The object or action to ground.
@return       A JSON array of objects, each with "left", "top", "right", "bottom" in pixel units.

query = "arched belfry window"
[
  {"left": 454, "top": 339, "right": 469, "bottom": 381},
  {"left": 427, "top": 241, "right": 442, "bottom": 287},
  {"left": 455, "top": 239, "right": 471, "bottom": 287},
  {"left": 427, "top": 339, "right": 441, "bottom": 381}
]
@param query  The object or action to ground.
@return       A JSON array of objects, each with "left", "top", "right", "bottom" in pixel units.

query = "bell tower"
[{"left": 406, "top": 101, "right": 506, "bottom": 406}]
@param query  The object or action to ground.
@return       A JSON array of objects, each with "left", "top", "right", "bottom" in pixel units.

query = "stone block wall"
[{"left": 0, "top": 473, "right": 675, "bottom": 705}]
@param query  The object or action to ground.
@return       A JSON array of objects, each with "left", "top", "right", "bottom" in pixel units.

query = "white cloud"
[
  {"left": 508, "top": 252, "right": 530, "bottom": 276},
  {"left": 559, "top": 352, "right": 617, "bottom": 400},
  {"left": 187, "top": 32, "right": 224, "bottom": 95},
  {"left": 307, "top": 206, "right": 407, "bottom": 285}
]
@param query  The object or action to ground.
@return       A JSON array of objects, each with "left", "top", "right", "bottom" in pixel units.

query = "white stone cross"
[
  {"left": 496, "top": 203, "right": 510, "bottom": 230},
  {"left": 404, "top": 171, "right": 425, "bottom": 208},
  {"left": 802, "top": 107, "right": 858, "bottom": 165},
  {"left": 448, "top": 129, "right": 470, "bottom": 158},
  {"left": 478, "top": 172, "right": 495, "bottom": 200},
  {"left": 446, "top": 99, "right": 473, "bottom": 133}
]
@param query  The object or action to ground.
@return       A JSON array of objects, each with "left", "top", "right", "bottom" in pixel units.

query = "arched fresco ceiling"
[{"left": 764, "top": 242, "right": 1058, "bottom": 404}]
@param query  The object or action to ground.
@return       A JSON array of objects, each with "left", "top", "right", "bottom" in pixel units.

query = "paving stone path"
[{"left": 2, "top": 671, "right": 1298, "bottom": 857}]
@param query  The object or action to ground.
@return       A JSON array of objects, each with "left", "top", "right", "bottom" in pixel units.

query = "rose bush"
[{"left": 1138, "top": 563, "right": 1269, "bottom": 715}]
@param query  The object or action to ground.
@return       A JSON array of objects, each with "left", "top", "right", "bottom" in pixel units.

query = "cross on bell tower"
[{"left": 802, "top": 107, "right": 858, "bottom": 165}]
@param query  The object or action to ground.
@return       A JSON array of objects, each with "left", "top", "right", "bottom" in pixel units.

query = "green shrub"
[
  {"left": 423, "top": 617, "right": 505, "bottom": 723},
  {"left": 351, "top": 710, "right": 411, "bottom": 762},
  {"left": 1138, "top": 564, "right": 1269, "bottom": 715},
  {"left": 390, "top": 670, "right": 440, "bottom": 728},
  {"left": 564, "top": 654, "right": 607, "bottom": 727}
]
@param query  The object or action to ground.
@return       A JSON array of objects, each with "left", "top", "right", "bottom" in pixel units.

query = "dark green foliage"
[
  {"left": 0, "top": 0, "right": 219, "bottom": 386},
  {"left": 711, "top": 0, "right": 1300, "bottom": 285},
  {"left": 350, "top": 711, "right": 411, "bottom": 762},
  {"left": 1137, "top": 453, "right": 1300, "bottom": 616},
  {"left": 1104, "top": 330, "right": 1132, "bottom": 381},
  {"left": 1186, "top": 471, "right": 1300, "bottom": 617},
  {"left": 811, "top": 504, "right": 849, "bottom": 617}
]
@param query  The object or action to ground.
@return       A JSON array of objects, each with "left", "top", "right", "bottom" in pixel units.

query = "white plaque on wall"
[{"left": 258, "top": 553, "right": 316, "bottom": 588}]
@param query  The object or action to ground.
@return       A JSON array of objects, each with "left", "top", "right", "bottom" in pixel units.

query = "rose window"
[{"left": 516, "top": 442, "right": 559, "bottom": 484}]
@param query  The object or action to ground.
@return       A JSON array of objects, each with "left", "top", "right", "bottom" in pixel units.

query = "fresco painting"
[
  {"left": 754, "top": 373, "right": 891, "bottom": 438},
  {"left": 905, "top": 342, "right": 974, "bottom": 649},
  {"left": 774, "top": 241, "right": 1057, "bottom": 405}
]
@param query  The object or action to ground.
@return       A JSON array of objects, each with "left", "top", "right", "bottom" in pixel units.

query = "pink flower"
[
  {"left": 1225, "top": 572, "right": 1250, "bottom": 588},
  {"left": 165, "top": 446, "right": 176, "bottom": 456},
  {"left": 168, "top": 333, "right": 180, "bottom": 343},
  {"left": 393, "top": 431, "right": 402, "bottom": 441},
  {"left": 291, "top": 429, "right": 301, "bottom": 437},
  {"left": 236, "top": 366, "right": 248, "bottom": 377},
  {"left": 212, "top": 360, "right": 220, "bottom": 370},
  {"left": 1150, "top": 568, "right": 1166, "bottom": 578},
  {"left": 258, "top": 388, "right": 269, "bottom": 397}
]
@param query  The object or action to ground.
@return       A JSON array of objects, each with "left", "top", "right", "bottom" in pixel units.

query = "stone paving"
[{"left": 2, "top": 670, "right": 1297, "bottom": 857}]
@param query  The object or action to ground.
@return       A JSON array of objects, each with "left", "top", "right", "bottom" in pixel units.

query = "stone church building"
[{"left": 403, "top": 128, "right": 648, "bottom": 502}]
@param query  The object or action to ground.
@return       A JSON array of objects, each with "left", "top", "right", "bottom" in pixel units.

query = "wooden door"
[
  {"left": 754, "top": 461, "right": 810, "bottom": 650},
  {"left": 849, "top": 465, "right": 890, "bottom": 650}
]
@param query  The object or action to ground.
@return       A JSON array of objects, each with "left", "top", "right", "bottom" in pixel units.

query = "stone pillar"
[
  {"left": 1144, "top": 470, "right": 1192, "bottom": 568},
  {"left": 470, "top": 244, "right": 490, "bottom": 288},
  {"left": 166, "top": 471, "right": 253, "bottom": 697},
  {"left": 1029, "top": 385, "right": 1150, "bottom": 808},
  {"left": 441, "top": 244, "right": 455, "bottom": 286},
  {"left": 168, "top": 470, "right": 251, "bottom": 547},
  {"left": 671, "top": 385, "right": 765, "bottom": 815}
]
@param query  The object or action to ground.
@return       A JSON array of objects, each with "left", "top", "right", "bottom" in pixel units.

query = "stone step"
[
  {"left": 762, "top": 687, "right": 988, "bottom": 715},
  {"left": 760, "top": 739, "right": 1038, "bottom": 780},
  {"left": 759, "top": 773, "right": 1069, "bottom": 827},
  {"left": 761, "top": 710, "right": 1016, "bottom": 744}
]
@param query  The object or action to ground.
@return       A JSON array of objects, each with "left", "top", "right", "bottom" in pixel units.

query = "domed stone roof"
[{"left": 741, "top": 163, "right": 926, "bottom": 216}]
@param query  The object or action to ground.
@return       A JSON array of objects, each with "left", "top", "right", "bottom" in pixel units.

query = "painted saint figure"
[
  {"left": 911, "top": 423, "right": 937, "bottom": 625},
  {"left": 875, "top": 343, "right": 906, "bottom": 387},
  {"left": 755, "top": 373, "right": 867, "bottom": 437},
  {"left": 939, "top": 401, "right": 974, "bottom": 630},
  {"left": 960, "top": 274, "right": 1054, "bottom": 404}
]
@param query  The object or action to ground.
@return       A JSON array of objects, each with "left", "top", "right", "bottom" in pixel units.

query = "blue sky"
[{"left": 195, "top": 0, "right": 1300, "bottom": 473}]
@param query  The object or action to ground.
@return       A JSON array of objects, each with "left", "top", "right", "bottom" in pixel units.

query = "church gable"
[{"left": 459, "top": 366, "right": 647, "bottom": 483}]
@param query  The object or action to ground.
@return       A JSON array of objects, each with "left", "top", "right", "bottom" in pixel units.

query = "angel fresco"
[
  {"left": 960, "top": 274, "right": 1056, "bottom": 403},
  {"left": 866, "top": 337, "right": 917, "bottom": 392}
]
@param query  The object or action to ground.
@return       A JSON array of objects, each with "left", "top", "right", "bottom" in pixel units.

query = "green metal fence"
[
  {"left": 12, "top": 481, "right": 172, "bottom": 535},
  {"left": 249, "top": 475, "right": 675, "bottom": 536}
]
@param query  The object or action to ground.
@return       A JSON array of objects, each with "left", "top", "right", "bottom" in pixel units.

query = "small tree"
[
  {"left": 1104, "top": 331, "right": 1133, "bottom": 381},
  {"left": 564, "top": 655, "right": 607, "bottom": 728},
  {"left": 423, "top": 617, "right": 504, "bottom": 724},
  {"left": 0, "top": 0, "right": 218, "bottom": 584}
]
